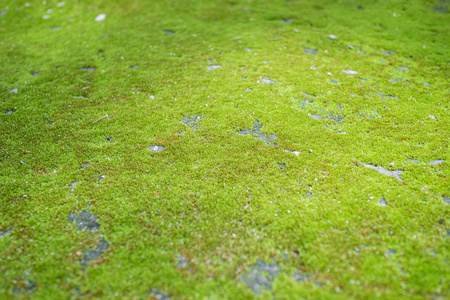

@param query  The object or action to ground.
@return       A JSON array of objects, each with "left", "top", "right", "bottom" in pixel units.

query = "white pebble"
[{"left": 95, "top": 14, "right": 106, "bottom": 22}]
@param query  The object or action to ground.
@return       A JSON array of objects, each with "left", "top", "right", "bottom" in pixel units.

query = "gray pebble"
[
  {"left": 360, "top": 163, "right": 403, "bottom": 181},
  {"left": 0, "top": 228, "right": 13, "bottom": 237},
  {"left": 78, "top": 67, "right": 97, "bottom": 71},
  {"left": 149, "top": 145, "right": 165, "bottom": 152},
  {"left": 164, "top": 30, "right": 175, "bottom": 34},
  {"left": 378, "top": 197, "right": 388, "bottom": 206},
  {"left": 68, "top": 210, "right": 100, "bottom": 231},
  {"left": 81, "top": 238, "right": 109, "bottom": 266},
  {"left": 443, "top": 197, "right": 450, "bottom": 205},
  {"left": 207, "top": 65, "right": 222, "bottom": 71},
  {"left": 149, "top": 288, "right": 171, "bottom": 300},
  {"left": 428, "top": 115, "right": 437, "bottom": 120},
  {"left": 304, "top": 49, "right": 318, "bottom": 55},
  {"left": 9, "top": 88, "right": 18, "bottom": 93},
  {"left": 261, "top": 78, "right": 277, "bottom": 84}
]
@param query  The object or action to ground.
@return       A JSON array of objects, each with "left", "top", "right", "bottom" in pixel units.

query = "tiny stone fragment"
[
  {"left": 381, "top": 51, "right": 394, "bottom": 55},
  {"left": 78, "top": 67, "right": 97, "bottom": 71},
  {"left": 149, "top": 289, "right": 171, "bottom": 300},
  {"left": 95, "top": 14, "right": 106, "bottom": 22},
  {"left": 378, "top": 197, "right": 388, "bottom": 206},
  {"left": 278, "top": 163, "right": 286, "bottom": 169},
  {"left": 107, "top": 136, "right": 113, "bottom": 141},
  {"left": 399, "top": 67, "right": 410, "bottom": 71},
  {"left": 360, "top": 163, "right": 403, "bottom": 181},
  {"left": 149, "top": 145, "right": 165, "bottom": 152},
  {"left": 5, "top": 110, "right": 16, "bottom": 114},
  {"left": 241, "top": 260, "right": 279, "bottom": 295},
  {"left": 285, "top": 150, "right": 300, "bottom": 156},
  {"left": 304, "top": 49, "right": 318, "bottom": 55},
  {"left": 443, "top": 197, "right": 450, "bottom": 205},
  {"left": 245, "top": 88, "right": 252, "bottom": 91},
  {"left": 280, "top": 19, "right": 293, "bottom": 23},
  {"left": 330, "top": 79, "right": 339, "bottom": 84},
  {"left": 32, "top": 71, "right": 40, "bottom": 76},
  {"left": 164, "top": 30, "right": 175, "bottom": 34},
  {"left": 81, "top": 238, "right": 109, "bottom": 266},
  {"left": 69, "top": 181, "right": 79, "bottom": 195},
  {"left": 68, "top": 210, "right": 100, "bottom": 231},
  {"left": 9, "top": 88, "right": 18, "bottom": 93},
  {"left": 207, "top": 65, "right": 221, "bottom": 71},
  {"left": 428, "top": 115, "right": 437, "bottom": 120},
  {"left": 182, "top": 115, "right": 203, "bottom": 130},
  {"left": 238, "top": 120, "right": 277, "bottom": 146},
  {"left": 261, "top": 77, "right": 277, "bottom": 84},
  {"left": 177, "top": 255, "right": 189, "bottom": 269},
  {"left": 130, "top": 65, "right": 139, "bottom": 69},
  {"left": 309, "top": 114, "right": 322, "bottom": 120},
  {"left": 424, "top": 160, "right": 444, "bottom": 165},
  {"left": 342, "top": 69, "right": 358, "bottom": 74},
  {"left": 0, "top": 228, "right": 13, "bottom": 237}
]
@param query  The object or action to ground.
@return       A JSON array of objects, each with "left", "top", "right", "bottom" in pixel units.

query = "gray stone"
[
  {"left": 149, "top": 288, "right": 171, "bottom": 300},
  {"left": 68, "top": 210, "right": 100, "bottom": 231},
  {"left": 377, "top": 92, "right": 399, "bottom": 99},
  {"left": 0, "top": 228, "right": 13, "bottom": 237},
  {"left": 130, "top": 65, "right": 139, "bottom": 69},
  {"left": 389, "top": 79, "right": 400, "bottom": 83},
  {"left": 408, "top": 159, "right": 421, "bottom": 163},
  {"left": 399, "top": 67, "right": 410, "bottom": 71},
  {"left": 342, "top": 69, "right": 358, "bottom": 74},
  {"left": 246, "top": 88, "right": 252, "bottom": 92},
  {"left": 177, "top": 255, "right": 189, "bottom": 269},
  {"left": 304, "top": 49, "right": 318, "bottom": 55},
  {"left": 245, "top": 48, "right": 252, "bottom": 52},
  {"left": 424, "top": 82, "right": 430, "bottom": 86},
  {"left": 433, "top": 6, "right": 448, "bottom": 12},
  {"left": 381, "top": 51, "right": 395, "bottom": 56},
  {"left": 164, "top": 30, "right": 175, "bottom": 34},
  {"left": 182, "top": 115, "right": 203, "bottom": 130},
  {"left": 5, "top": 110, "right": 16, "bottom": 114},
  {"left": 360, "top": 163, "right": 403, "bottom": 181},
  {"left": 330, "top": 80, "right": 339, "bottom": 84},
  {"left": 51, "top": 26, "right": 60, "bottom": 30},
  {"left": 238, "top": 120, "right": 277, "bottom": 146},
  {"left": 424, "top": 160, "right": 444, "bottom": 165},
  {"left": 284, "top": 150, "right": 300, "bottom": 156},
  {"left": 78, "top": 67, "right": 96, "bottom": 71},
  {"left": 292, "top": 270, "right": 310, "bottom": 282},
  {"left": 280, "top": 19, "right": 293, "bottom": 23},
  {"left": 0, "top": 10, "right": 6, "bottom": 15},
  {"left": 278, "top": 163, "right": 286, "bottom": 169},
  {"left": 149, "top": 145, "right": 165, "bottom": 152},
  {"left": 261, "top": 78, "right": 277, "bottom": 84},
  {"left": 69, "top": 181, "right": 79, "bottom": 195},
  {"left": 98, "top": 174, "right": 105, "bottom": 183},
  {"left": 81, "top": 238, "right": 109, "bottom": 266},
  {"left": 80, "top": 163, "right": 90, "bottom": 169},
  {"left": 9, "top": 88, "right": 18, "bottom": 93},
  {"left": 309, "top": 114, "right": 322, "bottom": 120},
  {"left": 207, "top": 65, "right": 221, "bottom": 71},
  {"left": 32, "top": 71, "right": 40, "bottom": 76},
  {"left": 443, "top": 197, "right": 450, "bottom": 205},
  {"left": 428, "top": 114, "right": 437, "bottom": 120},
  {"left": 241, "top": 260, "right": 279, "bottom": 295},
  {"left": 378, "top": 197, "right": 388, "bottom": 206}
]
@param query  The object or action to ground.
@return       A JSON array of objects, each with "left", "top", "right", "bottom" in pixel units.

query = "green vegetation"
[{"left": 0, "top": 0, "right": 449, "bottom": 299}]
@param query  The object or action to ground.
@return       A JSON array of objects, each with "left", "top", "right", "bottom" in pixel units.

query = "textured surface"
[{"left": 0, "top": 0, "right": 449, "bottom": 299}]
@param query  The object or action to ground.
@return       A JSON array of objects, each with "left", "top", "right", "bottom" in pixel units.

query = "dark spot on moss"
[{"left": 68, "top": 210, "right": 100, "bottom": 231}]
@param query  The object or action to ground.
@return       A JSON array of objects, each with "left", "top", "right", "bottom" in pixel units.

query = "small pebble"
[{"left": 95, "top": 14, "right": 106, "bottom": 22}]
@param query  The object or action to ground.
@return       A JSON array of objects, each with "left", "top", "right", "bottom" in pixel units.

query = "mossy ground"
[{"left": 0, "top": 0, "right": 449, "bottom": 299}]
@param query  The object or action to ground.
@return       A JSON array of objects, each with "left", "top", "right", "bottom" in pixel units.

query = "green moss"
[{"left": 0, "top": 0, "right": 449, "bottom": 299}]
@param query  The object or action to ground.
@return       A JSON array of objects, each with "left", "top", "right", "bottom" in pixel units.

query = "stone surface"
[
  {"left": 95, "top": 14, "right": 106, "bottom": 22},
  {"left": 149, "top": 288, "right": 171, "bottom": 300},
  {"left": 177, "top": 255, "right": 189, "bottom": 269},
  {"left": 182, "top": 115, "right": 203, "bottom": 130},
  {"left": 241, "top": 260, "right": 279, "bottom": 295},
  {"left": 428, "top": 114, "right": 437, "bottom": 120},
  {"left": 261, "top": 78, "right": 277, "bottom": 84},
  {"left": 78, "top": 67, "right": 96, "bottom": 71},
  {"left": 238, "top": 120, "right": 277, "bottom": 146},
  {"left": 399, "top": 67, "right": 410, "bottom": 71},
  {"left": 360, "top": 163, "right": 403, "bottom": 181},
  {"left": 443, "top": 197, "right": 450, "bottom": 205},
  {"left": 342, "top": 69, "right": 358, "bottom": 74},
  {"left": 5, "top": 110, "right": 16, "bottom": 114},
  {"left": 9, "top": 88, "right": 18, "bottom": 93},
  {"left": 304, "top": 49, "right": 318, "bottom": 55},
  {"left": 285, "top": 150, "right": 300, "bottom": 156},
  {"left": 69, "top": 181, "right": 79, "bottom": 195},
  {"left": 207, "top": 65, "right": 221, "bottom": 71},
  {"left": 68, "top": 210, "right": 100, "bottom": 231},
  {"left": 330, "top": 79, "right": 339, "bottom": 84},
  {"left": 378, "top": 197, "right": 388, "bottom": 206},
  {"left": 0, "top": 228, "right": 13, "bottom": 237},
  {"left": 149, "top": 145, "right": 165, "bottom": 152},
  {"left": 164, "top": 30, "right": 175, "bottom": 34},
  {"left": 81, "top": 238, "right": 109, "bottom": 266},
  {"left": 424, "top": 160, "right": 444, "bottom": 165}
]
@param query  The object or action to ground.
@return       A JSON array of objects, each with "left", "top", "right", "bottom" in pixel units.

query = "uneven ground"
[{"left": 0, "top": 0, "right": 449, "bottom": 299}]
